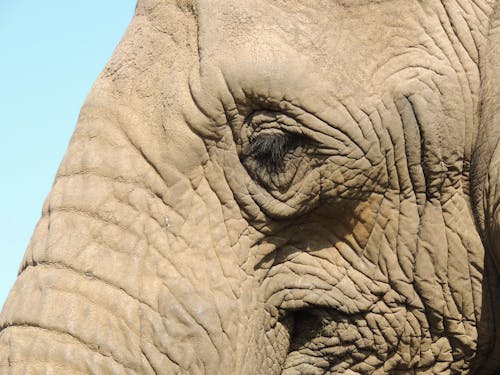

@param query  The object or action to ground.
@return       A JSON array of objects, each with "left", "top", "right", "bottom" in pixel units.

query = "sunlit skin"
[{"left": 1, "top": 1, "right": 500, "bottom": 374}]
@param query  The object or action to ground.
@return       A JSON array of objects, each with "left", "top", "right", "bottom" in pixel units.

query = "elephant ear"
[{"left": 472, "top": 2, "right": 500, "bottom": 372}]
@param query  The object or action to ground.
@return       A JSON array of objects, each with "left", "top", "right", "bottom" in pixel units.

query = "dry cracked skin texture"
[{"left": 1, "top": 0, "right": 500, "bottom": 374}]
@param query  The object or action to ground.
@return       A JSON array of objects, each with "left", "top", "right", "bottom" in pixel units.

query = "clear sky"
[{"left": 0, "top": 1, "right": 137, "bottom": 307}]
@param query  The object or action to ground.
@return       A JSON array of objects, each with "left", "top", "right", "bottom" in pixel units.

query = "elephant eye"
[
  {"left": 237, "top": 111, "right": 319, "bottom": 193},
  {"left": 249, "top": 131, "right": 302, "bottom": 172}
]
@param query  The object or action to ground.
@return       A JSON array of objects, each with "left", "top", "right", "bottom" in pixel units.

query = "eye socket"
[
  {"left": 236, "top": 111, "right": 320, "bottom": 194},
  {"left": 227, "top": 105, "right": 388, "bottom": 219},
  {"left": 249, "top": 131, "right": 303, "bottom": 173}
]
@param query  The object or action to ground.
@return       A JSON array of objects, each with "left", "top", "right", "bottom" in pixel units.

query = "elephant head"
[{"left": 2, "top": 1, "right": 500, "bottom": 373}]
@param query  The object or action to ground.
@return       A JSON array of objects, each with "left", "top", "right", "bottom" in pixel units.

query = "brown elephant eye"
[
  {"left": 250, "top": 131, "right": 302, "bottom": 172},
  {"left": 236, "top": 110, "right": 321, "bottom": 195}
]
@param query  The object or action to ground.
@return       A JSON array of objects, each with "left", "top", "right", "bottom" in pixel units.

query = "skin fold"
[{"left": 1, "top": 0, "right": 500, "bottom": 373}]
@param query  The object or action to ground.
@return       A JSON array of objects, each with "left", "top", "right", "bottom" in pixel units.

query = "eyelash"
[{"left": 249, "top": 132, "right": 301, "bottom": 172}]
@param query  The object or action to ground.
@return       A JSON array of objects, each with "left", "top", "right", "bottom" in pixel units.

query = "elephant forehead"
[{"left": 197, "top": 0, "right": 489, "bottom": 96}]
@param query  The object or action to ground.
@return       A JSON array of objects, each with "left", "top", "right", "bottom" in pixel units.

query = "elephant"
[{"left": 1, "top": 0, "right": 500, "bottom": 373}]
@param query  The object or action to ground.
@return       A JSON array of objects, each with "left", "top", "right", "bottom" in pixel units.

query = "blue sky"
[{"left": 0, "top": 1, "right": 137, "bottom": 307}]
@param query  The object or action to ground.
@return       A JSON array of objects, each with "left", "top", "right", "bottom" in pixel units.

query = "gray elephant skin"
[{"left": 2, "top": 1, "right": 500, "bottom": 374}]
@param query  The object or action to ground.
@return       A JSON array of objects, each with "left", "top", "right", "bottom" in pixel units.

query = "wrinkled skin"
[{"left": 2, "top": 0, "right": 500, "bottom": 374}]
